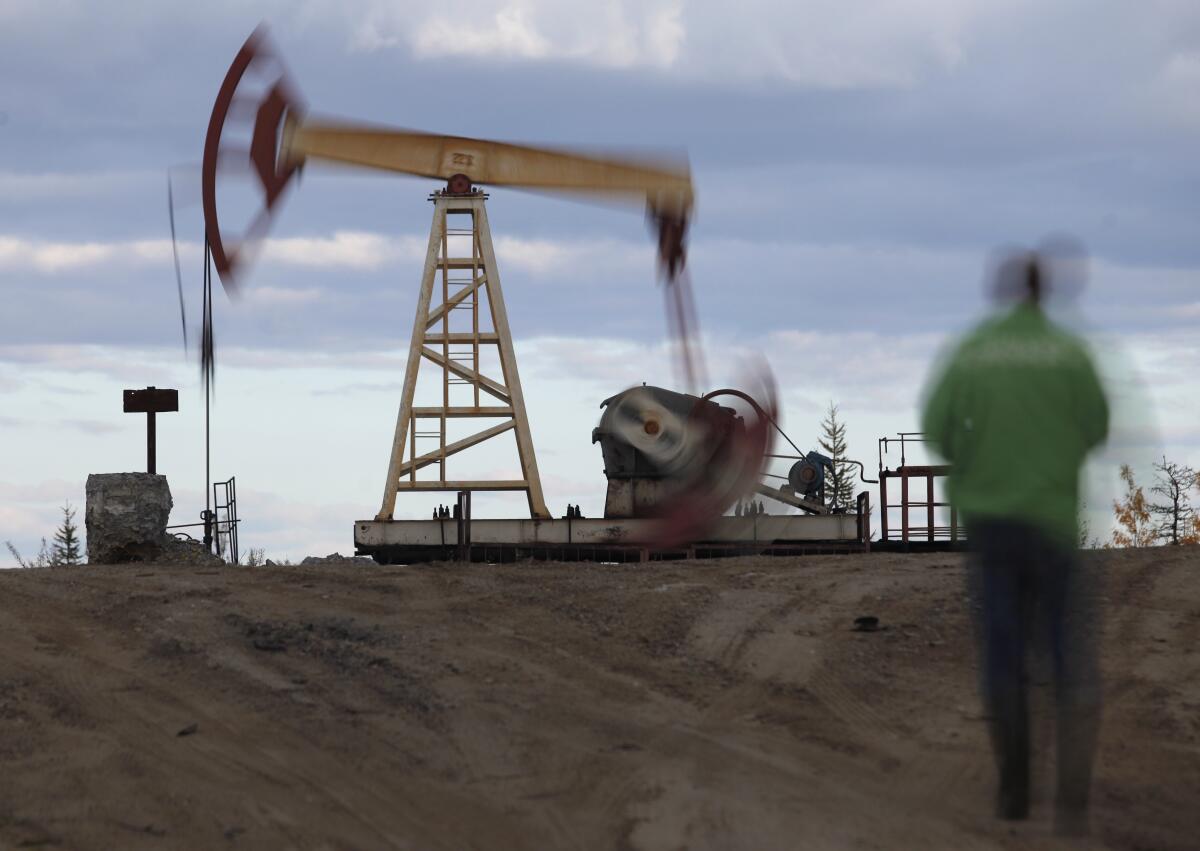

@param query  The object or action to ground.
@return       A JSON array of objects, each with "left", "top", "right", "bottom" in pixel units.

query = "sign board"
[
  {"left": 123, "top": 387, "right": 179, "bottom": 414},
  {"left": 123, "top": 386, "right": 179, "bottom": 474}
]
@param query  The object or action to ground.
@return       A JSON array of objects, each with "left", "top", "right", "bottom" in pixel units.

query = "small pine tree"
[
  {"left": 1148, "top": 457, "right": 1199, "bottom": 546},
  {"left": 1109, "top": 465, "right": 1157, "bottom": 548},
  {"left": 52, "top": 502, "right": 83, "bottom": 566},
  {"left": 817, "top": 402, "right": 856, "bottom": 510}
]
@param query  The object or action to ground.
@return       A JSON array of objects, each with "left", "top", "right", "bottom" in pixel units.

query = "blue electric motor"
[{"left": 788, "top": 451, "right": 834, "bottom": 501}]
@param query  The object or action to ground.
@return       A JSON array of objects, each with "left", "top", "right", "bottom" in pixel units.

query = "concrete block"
[{"left": 85, "top": 473, "right": 173, "bottom": 564}]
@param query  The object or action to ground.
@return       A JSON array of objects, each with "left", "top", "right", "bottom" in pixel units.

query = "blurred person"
[{"left": 921, "top": 247, "right": 1108, "bottom": 836}]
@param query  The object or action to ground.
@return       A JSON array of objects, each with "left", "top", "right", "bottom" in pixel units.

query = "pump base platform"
[{"left": 354, "top": 512, "right": 868, "bottom": 564}]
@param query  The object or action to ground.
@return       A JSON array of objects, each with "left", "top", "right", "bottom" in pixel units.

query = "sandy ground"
[{"left": 0, "top": 547, "right": 1197, "bottom": 850}]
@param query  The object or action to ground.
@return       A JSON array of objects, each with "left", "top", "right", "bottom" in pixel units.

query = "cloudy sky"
[{"left": 2, "top": 0, "right": 1197, "bottom": 561}]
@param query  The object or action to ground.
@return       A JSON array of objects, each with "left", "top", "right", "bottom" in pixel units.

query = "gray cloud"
[
  {"left": 1, "top": 2, "right": 1196, "bottom": 362},
  {"left": 0, "top": 223, "right": 1191, "bottom": 364}
]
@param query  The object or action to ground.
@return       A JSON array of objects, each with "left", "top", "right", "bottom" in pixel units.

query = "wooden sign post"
[{"left": 123, "top": 386, "right": 179, "bottom": 474}]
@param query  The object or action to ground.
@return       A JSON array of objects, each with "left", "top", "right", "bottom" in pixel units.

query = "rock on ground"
[
  {"left": 160, "top": 535, "right": 227, "bottom": 566},
  {"left": 85, "top": 473, "right": 173, "bottom": 564},
  {"left": 298, "top": 553, "right": 376, "bottom": 566},
  {"left": 85, "top": 474, "right": 227, "bottom": 566}
]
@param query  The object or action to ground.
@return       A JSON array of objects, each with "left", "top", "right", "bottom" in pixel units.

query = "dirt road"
[{"left": 1, "top": 548, "right": 1196, "bottom": 850}]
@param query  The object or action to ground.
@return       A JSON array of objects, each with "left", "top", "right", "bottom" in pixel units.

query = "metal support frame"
[
  {"left": 355, "top": 508, "right": 867, "bottom": 564},
  {"left": 455, "top": 490, "right": 472, "bottom": 560},
  {"left": 212, "top": 476, "right": 240, "bottom": 564},
  {"left": 879, "top": 465, "right": 956, "bottom": 543},
  {"left": 376, "top": 191, "right": 550, "bottom": 520},
  {"left": 856, "top": 491, "right": 872, "bottom": 552},
  {"left": 877, "top": 431, "right": 958, "bottom": 544},
  {"left": 877, "top": 432, "right": 959, "bottom": 545}
]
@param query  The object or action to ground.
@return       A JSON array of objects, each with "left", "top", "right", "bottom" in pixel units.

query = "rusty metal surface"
[
  {"left": 445, "top": 173, "right": 473, "bottom": 195},
  {"left": 883, "top": 465, "right": 953, "bottom": 477},
  {"left": 593, "top": 383, "right": 779, "bottom": 544},
  {"left": 355, "top": 513, "right": 859, "bottom": 550},
  {"left": 360, "top": 540, "right": 869, "bottom": 565},
  {"left": 202, "top": 27, "right": 304, "bottom": 289},
  {"left": 878, "top": 465, "right": 958, "bottom": 544}
]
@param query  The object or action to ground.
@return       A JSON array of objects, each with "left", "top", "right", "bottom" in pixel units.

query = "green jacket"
[{"left": 920, "top": 303, "right": 1108, "bottom": 546}]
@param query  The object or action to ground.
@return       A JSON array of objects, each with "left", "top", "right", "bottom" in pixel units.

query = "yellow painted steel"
[
  {"left": 376, "top": 194, "right": 551, "bottom": 521},
  {"left": 279, "top": 118, "right": 691, "bottom": 523},
  {"left": 286, "top": 120, "right": 693, "bottom": 216}
]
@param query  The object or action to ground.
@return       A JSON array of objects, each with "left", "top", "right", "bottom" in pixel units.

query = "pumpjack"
[{"left": 201, "top": 28, "right": 866, "bottom": 560}]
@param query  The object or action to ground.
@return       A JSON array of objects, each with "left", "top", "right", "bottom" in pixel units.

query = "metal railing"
[
  {"left": 212, "top": 477, "right": 240, "bottom": 564},
  {"left": 164, "top": 475, "right": 242, "bottom": 563},
  {"left": 878, "top": 433, "right": 962, "bottom": 544}
]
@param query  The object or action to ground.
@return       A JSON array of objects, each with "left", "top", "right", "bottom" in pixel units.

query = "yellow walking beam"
[{"left": 284, "top": 121, "right": 693, "bottom": 217}]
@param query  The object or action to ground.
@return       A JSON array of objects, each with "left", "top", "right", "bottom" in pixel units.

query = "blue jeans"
[{"left": 968, "top": 520, "right": 1101, "bottom": 816}]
